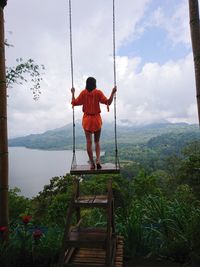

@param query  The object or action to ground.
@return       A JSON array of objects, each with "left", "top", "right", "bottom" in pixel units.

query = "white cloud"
[
  {"left": 115, "top": 53, "right": 197, "bottom": 124},
  {"left": 4, "top": 0, "right": 198, "bottom": 138},
  {"left": 144, "top": 0, "right": 190, "bottom": 46}
]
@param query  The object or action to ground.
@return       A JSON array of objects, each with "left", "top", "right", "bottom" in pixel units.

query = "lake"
[{"left": 9, "top": 147, "right": 88, "bottom": 198}]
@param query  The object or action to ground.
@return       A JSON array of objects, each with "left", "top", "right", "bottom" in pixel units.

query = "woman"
[{"left": 71, "top": 77, "right": 116, "bottom": 170}]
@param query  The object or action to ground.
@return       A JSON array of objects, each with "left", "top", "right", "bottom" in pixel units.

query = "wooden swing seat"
[{"left": 70, "top": 163, "right": 120, "bottom": 175}]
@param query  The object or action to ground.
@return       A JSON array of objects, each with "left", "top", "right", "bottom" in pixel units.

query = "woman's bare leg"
[
  {"left": 84, "top": 130, "right": 95, "bottom": 168},
  {"left": 94, "top": 129, "right": 101, "bottom": 164}
]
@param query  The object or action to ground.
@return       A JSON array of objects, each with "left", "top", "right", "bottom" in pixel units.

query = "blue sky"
[
  {"left": 119, "top": 27, "right": 190, "bottom": 66},
  {"left": 118, "top": 0, "right": 191, "bottom": 65},
  {"left": 4, "top": 0, "right": 198, "bottom": 137}
]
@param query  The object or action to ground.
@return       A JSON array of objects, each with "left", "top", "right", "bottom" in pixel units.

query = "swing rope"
[
  {"left": 112, "top": 0, "right": 120, "bottom": 169},
  {"left": 68, "top": 0, "right": 76, "bottom": 167},
  {"left": 69, "top": 0, "right": 119, "bottom": 170}
]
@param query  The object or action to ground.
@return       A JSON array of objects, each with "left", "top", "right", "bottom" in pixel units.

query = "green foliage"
[
  {"left": 132, "top": 170, "right": 161, "bottom": 198},
  {"left": 116, "top": 201, "right": 145, "bottom": 257},
  {"left": 114, "top": 141, "right": 200, "bottom": 264},
  {"left": 120, "top": 161, "right": 141, "bottom": 179},
  {"left": 174, "top": 184, "right": 196, "bottom": 203},
  {"left": 115, "top": 191, "right": 200, "bottom": 264},
  {"left": 45, "top": 193, "right": 70, "bottom": 226},
  {"left": 0, "top": 238, "right": 10, "bottom": 267},
  {"left": 31, "top": 226, "right": 62, "bottom": 266},
  {"left": 6, "top": 58, "right": 45, "bottom": 100},
  {"left": 31, "top": 175, "right": 73, "bottom": 226},
  {"left": 9, "top": 187, "right": 31, "bottom": 223},
  {"left": 143, "top": 195, "right": 200, "bottom": 263},
  {"left": 0, "top": 218, "right": 62, "bottom": 267},
  {"left": 4, "top": 137, "right": 200, "bottom": 266},
  {"left": 80, "top": 208, "right": 107, "bottom": 228},
  {"left": 178, "top": 141, "right": 200, "bottom": 196}
]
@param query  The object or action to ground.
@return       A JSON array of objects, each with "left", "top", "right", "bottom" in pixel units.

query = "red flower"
[
  {"left": 0, "top": 226, "right": 8, "bottom": 233},
  {"left": 33, "top": 229, "right": 43, "bottom": 240},
  {"left": 21, "top": 215, "right": 32, "bottom": 224}
]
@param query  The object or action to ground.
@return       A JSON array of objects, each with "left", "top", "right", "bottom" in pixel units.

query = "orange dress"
[{"left": 72, "top": 89, "right": 108, "bottom": 133}]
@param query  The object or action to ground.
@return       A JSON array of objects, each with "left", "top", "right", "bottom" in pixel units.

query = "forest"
[{"left": 1, "top": 130, "right": 200, "bottom": 267}]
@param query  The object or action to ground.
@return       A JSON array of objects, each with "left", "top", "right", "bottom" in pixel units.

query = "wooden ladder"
[{"left": 57, "top": 179, "right": 123, "bottom": 267}]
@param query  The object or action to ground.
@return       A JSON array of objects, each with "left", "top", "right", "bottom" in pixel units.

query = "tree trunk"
[
  {"left": 0, "top": 0, "right": 8, "bottom": 238},
  {"left": 189, "top": 0, "right": 200, "bottom": 125}
]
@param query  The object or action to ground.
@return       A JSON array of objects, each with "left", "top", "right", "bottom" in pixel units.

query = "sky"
[{"left": 4, "top": 0, "right": 198, "bottom": 138}]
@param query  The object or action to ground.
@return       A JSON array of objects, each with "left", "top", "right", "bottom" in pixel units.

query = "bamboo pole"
[
  {"left": 189, "top": 0, "right": 200, "bottom": 125},
  {"left": 0, "top": 0, "right": 8, "bottom": 239}
]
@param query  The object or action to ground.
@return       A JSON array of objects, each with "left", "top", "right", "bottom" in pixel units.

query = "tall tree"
[
  {"left": 189, "top": 0, "right": 200, "bottom": 124},
  {"left": 0, "top": 0, "right": 8, "bottom": 236},
  {"left": 0, "top": 0, "right": 44, "bottom": 239}
]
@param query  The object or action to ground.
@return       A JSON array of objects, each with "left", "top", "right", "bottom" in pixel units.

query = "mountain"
[{"left": 8, "top": 122, "right": 199, "bottom": 150}]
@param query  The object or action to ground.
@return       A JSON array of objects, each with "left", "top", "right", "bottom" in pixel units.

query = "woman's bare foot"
[
  {"left": 96, "top": 163, "right": 102, "bottom": 169},
  {"left": 90, "top": 162, "right": 96, "bottom": 170}
]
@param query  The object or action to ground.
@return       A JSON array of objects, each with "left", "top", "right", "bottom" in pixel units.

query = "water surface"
[{"left": 9, "top": 147, "right": 88, "bottom": 198}]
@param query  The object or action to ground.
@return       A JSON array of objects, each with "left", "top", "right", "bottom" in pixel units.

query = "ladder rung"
[
  {"left": 74, "top": 195, "right": 108, "bottom": 208},
  {"left": 65, "top": 228, "right": 107, "bottom": 248}
]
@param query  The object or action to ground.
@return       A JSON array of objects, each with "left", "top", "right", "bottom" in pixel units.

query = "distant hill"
[{"left": 8, "top": 122, "right": 199, "bottom": 150}]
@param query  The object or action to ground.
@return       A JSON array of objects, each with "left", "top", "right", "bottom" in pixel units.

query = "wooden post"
[
  {"left": 0, "top": 0, "right": 8, "bottom": 238},
  {"left": 189, "top": 0, "right": 200, "bottom": 125},
  {"left": 75, "top": 178, "right": 81, "bottom": 223},
  {"left": 106, "top": 179, "right": 112, "bottom": 267}
]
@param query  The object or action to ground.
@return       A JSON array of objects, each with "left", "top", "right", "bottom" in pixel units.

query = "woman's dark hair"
[{"left": 86, "top": 77, "right": 96, "bottom": 92}]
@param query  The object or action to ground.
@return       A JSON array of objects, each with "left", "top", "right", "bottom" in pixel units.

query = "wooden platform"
[
  {"left": 63, "top": 236, "right": 123, "bottom": 267},
  {"left": 58, "top": 180, "right": 122, "bottom": 267},
  {"left": 70, "top": 163, "right": 120, "bottom": 175},
  {"left": 66, "top": 228, "right": 107, "bottom": 248}
]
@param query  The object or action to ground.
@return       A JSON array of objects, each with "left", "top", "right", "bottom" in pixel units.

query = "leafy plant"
[
  {"left": 9, "top": 187, "right": 31, "bottom": 223},
  {"left": 6, "top": 58, "right": 45, "bottom": 100}
]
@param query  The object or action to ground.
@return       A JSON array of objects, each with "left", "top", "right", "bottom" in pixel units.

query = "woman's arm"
[
  {"left": 108, "top": 86, "right": 117, "bottom": 105},
  {"left": 71, "top": 88, "right": 84, "bottom": 106}
]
